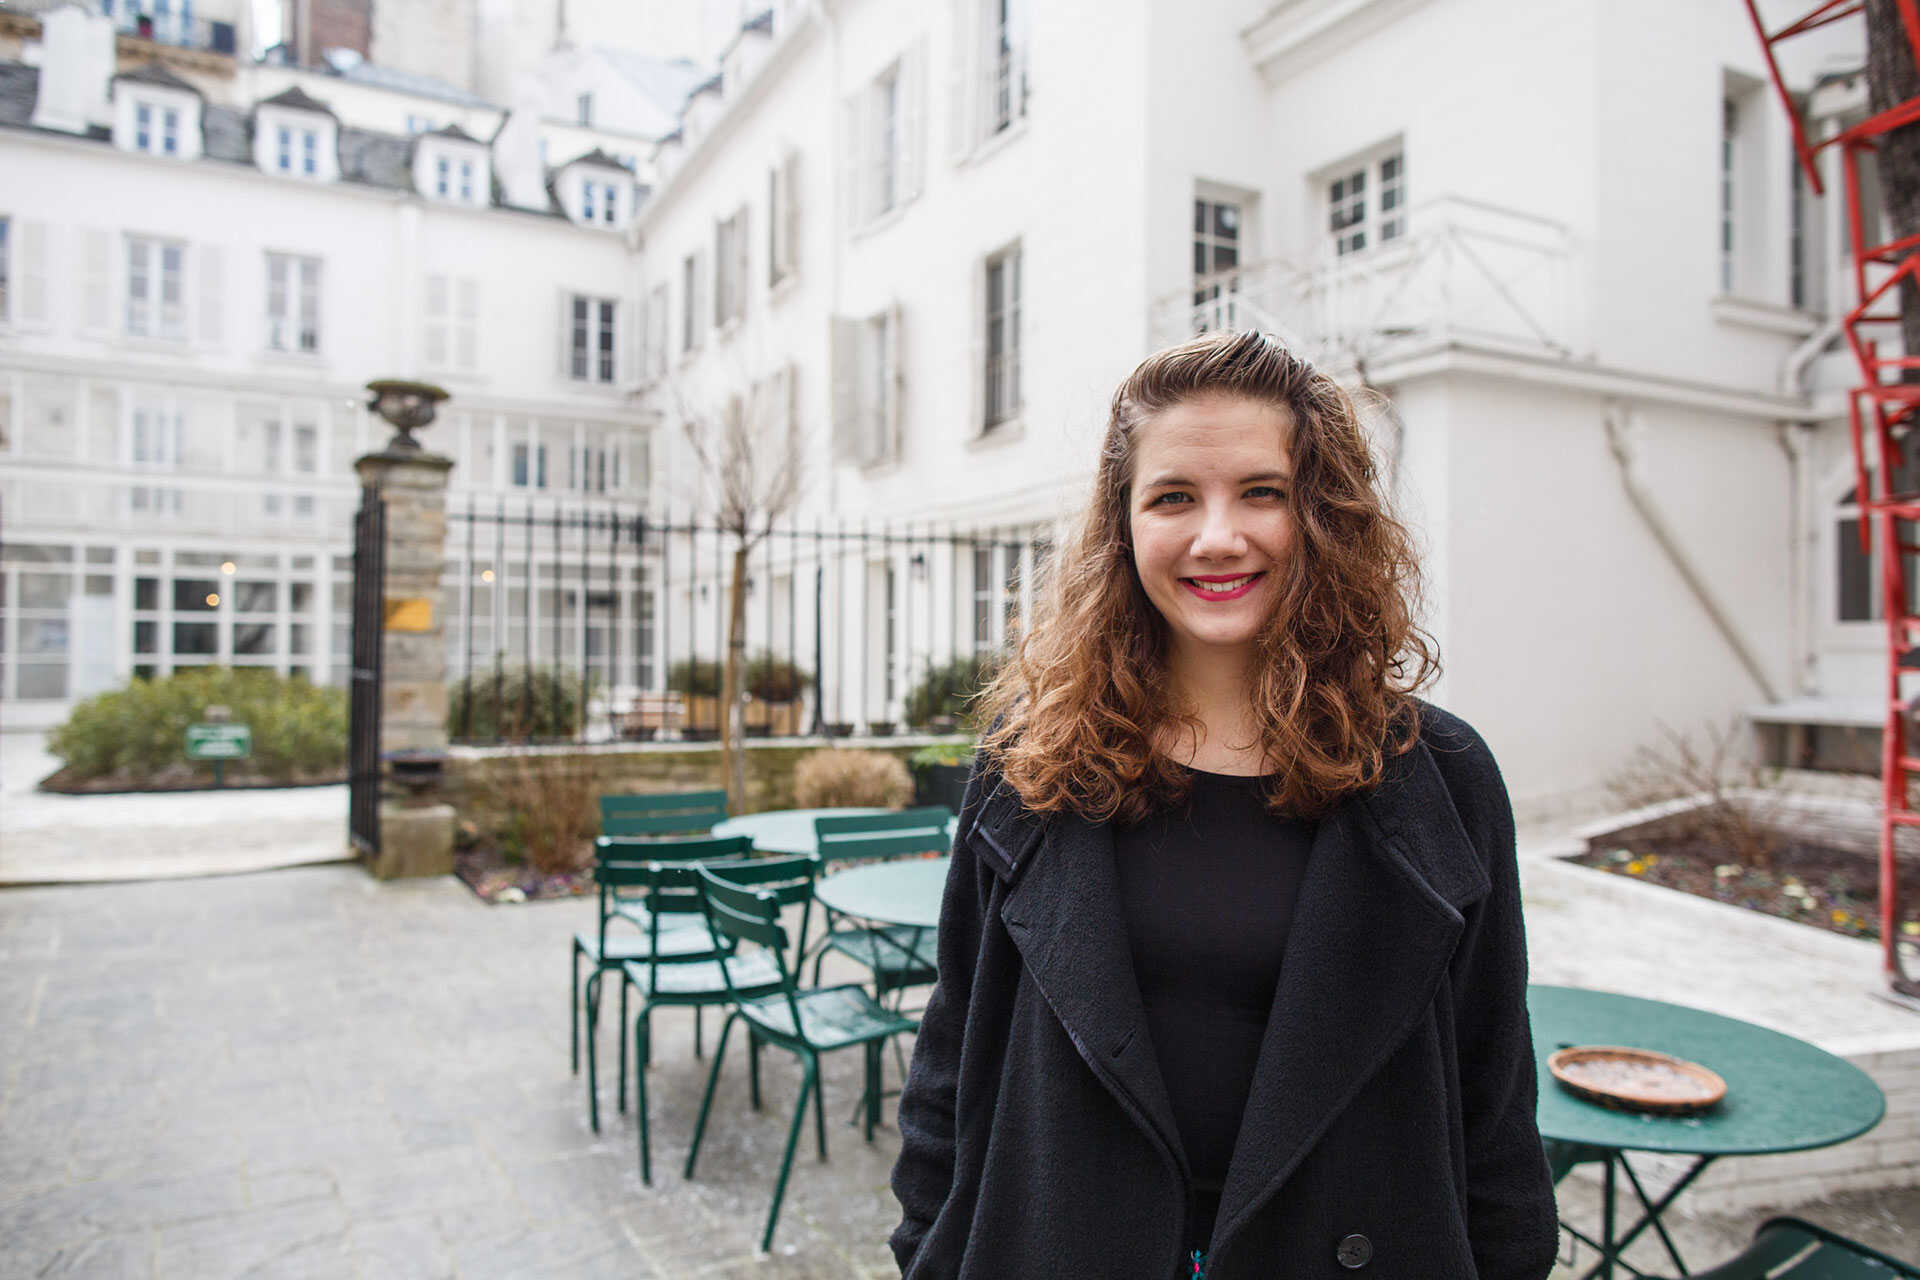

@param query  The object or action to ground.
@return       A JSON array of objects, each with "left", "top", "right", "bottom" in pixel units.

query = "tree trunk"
[
  {"left": 1867, "top": 0, "right": 1920, "bottom": 378},
  {"left": 721, "top": 542, "right": 751, "bottom": 813}
]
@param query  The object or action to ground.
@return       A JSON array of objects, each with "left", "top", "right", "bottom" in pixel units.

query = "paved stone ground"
[{"left": 2, "top": 862, "right": 1915, "bottom": 1279}]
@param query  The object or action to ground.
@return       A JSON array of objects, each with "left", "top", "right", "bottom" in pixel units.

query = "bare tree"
[
  {"left": 1867, "top": 0, "right": 1920, "bottom": 376},
  {"left": 675, "top": 365, "right": 806, "bottom": 812},
  {"left": 1605, "top": 718, "right": 1785, "bottom": 871}
]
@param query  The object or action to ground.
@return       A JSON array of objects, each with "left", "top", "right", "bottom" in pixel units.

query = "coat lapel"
[
  {"left": 1210, "top": 737, "right": 1492, "bottom": 1255},
  {"left": 992, "top": 807, "right": 1187, "bottom": 1177}
]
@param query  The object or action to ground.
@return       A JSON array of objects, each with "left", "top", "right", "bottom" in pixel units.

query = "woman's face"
[{"left": 1127, "top": 393, "right": 1295, "bottom": 668}]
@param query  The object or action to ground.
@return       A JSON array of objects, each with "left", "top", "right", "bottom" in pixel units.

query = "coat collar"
[{"left": 980, "top": 732, "right": 1491, "bottom": 1252}]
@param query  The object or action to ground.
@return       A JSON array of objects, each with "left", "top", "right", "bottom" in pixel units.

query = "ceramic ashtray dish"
[{"left": 1547, "top": 1045, "right": 1728, "bottom": 1116}]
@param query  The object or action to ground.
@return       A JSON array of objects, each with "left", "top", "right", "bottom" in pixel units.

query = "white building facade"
[
  {"left": 632, "top": 0, "right": 1877, "bottom": 816},
  {"left": 0, "top": 6, "right": 668, "bottom": 728}
]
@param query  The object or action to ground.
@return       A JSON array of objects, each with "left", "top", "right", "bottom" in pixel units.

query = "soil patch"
[
  {"left": 453, "top": 836, "right": 593, "bottom": 905},
  {"left": 1569, "top": 833, "right": 1920, "bottom": 944}
]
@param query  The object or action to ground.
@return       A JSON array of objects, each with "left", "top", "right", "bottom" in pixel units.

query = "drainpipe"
[
  {"left": 1778, "top": 316, "right": 1843, "bottom": 699},
  {"left": 1603, "top": 401, "right": 1780, "bottom": 701}
]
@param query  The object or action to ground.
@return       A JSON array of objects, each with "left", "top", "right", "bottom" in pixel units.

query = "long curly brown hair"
[{"left": 977, "top": 329, "right": 1439, "bottom": 822}]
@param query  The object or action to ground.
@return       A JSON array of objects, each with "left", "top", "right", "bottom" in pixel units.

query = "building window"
[
  {"left": 0, "top": 216, "right": 9, "bottom": 324},
  {"left": 125, "top": 235, "right": 187, "bottom": 339},
  {"left": 984, "top": 242, "right": 1021, "bottom": 431},
  {"left": 873, "top": 64, "right": 900, "bottom": 217},
  {"left": 435, "top": 155, "right": 451, "bottom": 198},
  {"left": 569, "top": 294, "right": 617, "bottom": 383},
  {"left": 1721, "top": 102, "right": 1743, "bottom": 285},
  {"left": 405, "top": 113, "right": 433, "bottom": 134},
  {"left": 577, "top": 92, "right": 594, "bottom": 127},
  {"left": 769, "top": 152, "right": 799, "bottom": 287},
  {"left": 131, "top": 99, "right": 183, "bottom": 156},
  {"left": 582, "top": 180, "right": 619, "bottom": 225},
  {"left": 1193, "top": 198, "right": 1241, "bottom": 330},
  {"left": 512, "top": 442, "right": 549, "bottom": 489},
  {"left": 832, "top": 306, "right": 901, "bottom": 465},
  {"left": 458, "top": 159, "right": 475, "bottom": 203},
  {"left": 846, "top": 47, "right": 924, "bottom": 229},
  {"left": 972, "top": 544, "right": 993, "bottom": 648},
  {"left": 266, "top": 253, "right": 321, "bottom": 353},
  {"left": 715, "top": 206, "right": 748, "bottom": 327},
  {"left": 129, "top": 402, "right": 185, "bottom": 514},
  {"left": 983, "top": 0, "right": 1028, "bottom": 136},
  {"left": 272, "top": 125, "right": 319, "bottom": 175},
  {"left": 1327, "top": 148, "right": 1405, "bottom": 258}
]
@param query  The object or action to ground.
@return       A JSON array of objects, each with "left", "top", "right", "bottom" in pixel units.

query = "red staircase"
[{"left": 1743, "top": 0, "right": 1919, "bottom": 997}]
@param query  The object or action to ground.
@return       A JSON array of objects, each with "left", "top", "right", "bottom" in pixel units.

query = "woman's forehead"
[{"left": 1131, "top": 395, "right": 1293, "bottom": 472}]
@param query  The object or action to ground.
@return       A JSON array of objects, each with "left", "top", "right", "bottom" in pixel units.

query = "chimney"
[
  {"left": 492, "top": 80, "right": 550, "bottom": 212},
  {"left": 30, "top": 5, "right": 116, "bottom": 136}
]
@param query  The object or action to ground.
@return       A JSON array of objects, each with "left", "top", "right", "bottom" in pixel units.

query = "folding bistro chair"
[
  {"left": 1674, "top": 1217, "right": 1920, "bottom": 1280},
  {"left": 575, "top": 833, "right": 753, "bottom": 1134},
  {"left": 685, "top": 861, "right": 918, "bottom": 1253},
  {"left": 808, "top": 807, "right": 952, "bottom": 1000},
  {"left": 620, "top": 854, "right": 819, "bottom": 1184}
]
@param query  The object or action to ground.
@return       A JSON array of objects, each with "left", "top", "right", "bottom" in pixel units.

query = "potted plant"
[
  {"left": 666, "top": 657, "right": 723, "bottom": 741},
  {"left": 905, "top": 653, "right": 1003, "bottom": 733},
  {"left": 745, "top": 652, "right": 809, "bottom": 736},
  {"left": 910, "top": 740, "right": 975, "bottom": 813}
]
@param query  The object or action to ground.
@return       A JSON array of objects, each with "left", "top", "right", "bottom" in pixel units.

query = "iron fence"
[{"left": 445, "top": 498, "right": 1046, "bottom": 744}]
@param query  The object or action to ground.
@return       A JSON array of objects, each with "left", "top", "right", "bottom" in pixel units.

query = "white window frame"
[
  {"left": 1324, "top": 143, "right": 1406, "bottom": 259},
  {"left": 568, "top": 293, "right": 618, "bottom": 384},
  {"left": 423, "top": 272, "right": 479, "bottom": 372},
  {"left": 715, "top": 206, "right": 748, "bottom": 328},
  {"left": 832, "top": 305, "right": 903, "bottom": 466},
  {"left": 0, "top": 216, "right": 9, "bottom": 325},
  {"left": 979, "top": 0, "right": 1029, "bottom": 139},
  {"left": 577, "top": 92, "right": 594, "bottom": 127},
  {"left": 131, "top": 98, "right": 182, "bottom": 156},
  {"left": 681, "top": 252, "right": 705, "bottom": 354},
  {"left": 983, "top": 242, "right": 1022, "bottom": 431},
  {"left": 769, "top": 151, "right": 799, "bottom": 287},
  {"left": 642, "top": 283, "right": 669, "bottom": 384},
  {"left": 266, "top": 252, "right": 322, "bottom": 354},
  {"left": 125, "top": 234, "right": 188, "bottom": 340},
  {"left": 1193, "top": 193, "right": 1244, "bottom": 331},
  {"left": 844, "top": 44, "right": 925, "bottom": 231}
]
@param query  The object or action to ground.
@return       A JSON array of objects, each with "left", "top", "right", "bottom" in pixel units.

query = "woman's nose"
[{"left": 1189, "top": 504, "right": 1247, "bottom": 559}]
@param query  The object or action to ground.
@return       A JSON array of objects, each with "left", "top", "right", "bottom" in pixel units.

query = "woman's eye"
[
  {"left": 1149, "top": 491, "right": 1191, "bottom": 507},
  {"left": 1247, "top": 486, "right": 1287, "bottom": 501}
]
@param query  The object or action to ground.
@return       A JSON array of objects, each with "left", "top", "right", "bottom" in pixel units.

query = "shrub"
[
  {"left": 666, "top": 657, "right": 724, "bottom": 698},
  {"left": 909, "top": 741, "right": 976, "bottom": 770},
  {"left": 48, "top": 668, "right": 347, "bottom": 783},
  {"left": 793, "top": 749, "right": 913, "bottom": 809},
  {"left": 448, "top": 665, "right": 591, "bottom": 742},
  {"left": 746, "top": 652, "right": 810, "bottom": 703},
  {"left": 489, "top": 752, "right": 598, "bottom": 876},
  {"left": 905, "top": 653, "right": 1003, "bottom": 730}
]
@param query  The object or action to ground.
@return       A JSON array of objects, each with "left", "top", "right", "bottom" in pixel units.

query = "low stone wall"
[{"left": 443, "top": 735, "right": 959, "bottom": 831}]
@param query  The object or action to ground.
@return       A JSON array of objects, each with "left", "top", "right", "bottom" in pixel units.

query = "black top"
[{"left": 1111, "top": 767, "right": 1315, "bottom": 1253}]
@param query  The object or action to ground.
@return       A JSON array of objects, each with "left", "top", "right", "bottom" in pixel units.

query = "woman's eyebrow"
[{"left": 1139, "top": 471, "right": 1292, "bottom": 488}]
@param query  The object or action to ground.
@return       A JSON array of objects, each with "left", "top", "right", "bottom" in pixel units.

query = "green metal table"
[
  {"left": 814, "top": 856, "right": 950, "bottom": 932},
  {"left": 709, "top": 807, "right": 890, "bottom": 856},
  {"left": 1529, "top": 984, "right": 1885, "bottom": 1279}
]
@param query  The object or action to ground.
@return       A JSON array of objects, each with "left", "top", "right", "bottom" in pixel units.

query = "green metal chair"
[
  {"left": 620, "top": 854, "right": 820, "bottom": 1185},
  {"left": 684, "top": 861, "right": 919, "bottom": 1254},
  {"left": 1673, "top": 1217, "right": 1920, "bottom": 1279},
  {"left": 575, "top": 833, "right": 754, "bottom": 1134},
  {"left": 598, "top": 789, "right": 728, "bottom": 839},
  {"left": 808, "top": 807, "right": 953, "bottom": 997}
]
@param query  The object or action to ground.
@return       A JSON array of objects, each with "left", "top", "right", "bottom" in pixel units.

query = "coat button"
[{"left": 1335, "top": 1234, "right": 1373, "bottom": 1269}]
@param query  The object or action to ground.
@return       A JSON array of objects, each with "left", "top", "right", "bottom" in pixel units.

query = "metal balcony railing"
[
  {"left": 1152, "top": 195, "right": 1579, "bottom": 372},
  {"left": 103, "top": 6, "right": 239, "bottom": 56}
]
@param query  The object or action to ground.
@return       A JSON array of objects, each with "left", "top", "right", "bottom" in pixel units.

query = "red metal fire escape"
[{"left": 1744, "top": 0, "right": 1919, "bottom": 998}]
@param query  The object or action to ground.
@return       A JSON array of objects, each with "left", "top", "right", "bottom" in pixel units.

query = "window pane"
[
  {"left": 174, "top": 579, "right": 219, "bottom": 611},
  {"left": 134, "top": 620, "right": 158, "bottom": 653},
  {"left": 19, "top": 573, "right": 71, "bottom": 608},
  {"left": 234, "top": 581, "right": 277, "bottom": 612},
  {"left": 1838, "top": 518, "right": 1872, "bottom": 622},
  {"left": 172, "top": 622, "right": 217, "bottom": 654},
  {"left": 135, "top": 577, "right": 159, "bottom": 610},
  {"left": 233, "top": 623, "right": 275, "bottom": 655}
]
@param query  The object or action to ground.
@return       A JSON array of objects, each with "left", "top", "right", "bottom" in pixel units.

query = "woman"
[{"left": 888, "top": 330, "right": 1559, "bottom": 1279}]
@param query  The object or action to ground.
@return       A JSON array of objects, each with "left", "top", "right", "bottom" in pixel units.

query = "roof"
[
  {"left": 594, "top": 47, "right": 708, "bottom": 120},
  {"left": 689, "top": 72, "right": 722, "bottom": 100},
  {"left": 0, "top": 61, "right": 37, "bottom": 129},
  {"left": 559, "top": 145, "right": 628, "bottom": 172},
  {"left": 338, "top": 127, "right": 415, "bottom": 189},
  {"left": 424, "top": 122, "right": 481, "bottom": 144},
  {"left": 114, "top": 61, "right": 201, "bottom": 97},
  {"left": 743, "top": 10, "right": 774, "bottom": 36},
  {"left": 325, "top": 57, "right": 498, "bottom": 110},
  {"left": 202, "top": 104, "right": 251, "bottom": 162},
  {"left": 257, "top": 85, "right": 336, "bottom": 117}
]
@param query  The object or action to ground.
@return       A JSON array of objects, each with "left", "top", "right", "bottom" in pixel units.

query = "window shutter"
[
  {"left": 196, "top": 242, "right": 224, "bottom": 346},
  {"left": 840, "top": 93, "right": 864, "bottom": 233},
  {"left": 830, "top": 316, "right": 861, "bottom": 460},
  {"left": 734, "top": 205, "right": 750, "bottom": 323},
  {"left": 948, "top": 0, "right": 976, "bottom": 161},
  {"left": 784, "top": 150, "right": 802, "bottom": 278},
  {"left": 455, "top": 276, "right": 478, "bottom": 369},
  {"left": 82, "top": 228, "right": 111, "bottom": 332},
  {"left": 557, "top": 288, "right": 573, "bottom": 379},
  {"left": 886, "top": 302, "right": 905, "bottom": 463},
  {"left": 15, "top": 219, "right": 49, "bottom": 327},
  {"left": 424, "top": 272, "right": 449, "bottom": 368},
  {"left": 968, "top": 254, "right": 987, "bottom": 434},
  {"left": 696, "top": 247, "right": 710, "bottom": 342},
  {"left": 902, "top": 38, "right": 927, "bottom": 202}
]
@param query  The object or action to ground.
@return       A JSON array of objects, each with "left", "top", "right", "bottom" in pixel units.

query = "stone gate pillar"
[{"left": 355, "top": 380, "right": 454, "bottom": 879}]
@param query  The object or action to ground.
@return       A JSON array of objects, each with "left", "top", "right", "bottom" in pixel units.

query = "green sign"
[{"left": 186, "top": 723, "right": 252, "bottom": 760}]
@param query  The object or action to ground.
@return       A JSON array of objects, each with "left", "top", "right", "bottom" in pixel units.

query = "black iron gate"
[{"left": 348, "top": 490, "right": 386, "bottom": 855}]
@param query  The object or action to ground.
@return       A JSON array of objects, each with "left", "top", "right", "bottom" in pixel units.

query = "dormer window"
[
  {"left": 415, "top": 127, "right": 490, "bottom": 208},
  {"left": 113, "top": 64, "right": 203, "bottom": 161},
  {"left": 556, "top": 150, "right": 631, "bottom": 229},
  {"left": 253, "top": 86, "right": 339, "bottom": 182}
]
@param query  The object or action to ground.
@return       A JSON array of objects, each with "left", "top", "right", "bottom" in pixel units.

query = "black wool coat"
[{"left": 888, "top": 702, "right": 1560, "bottom": 1280}]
